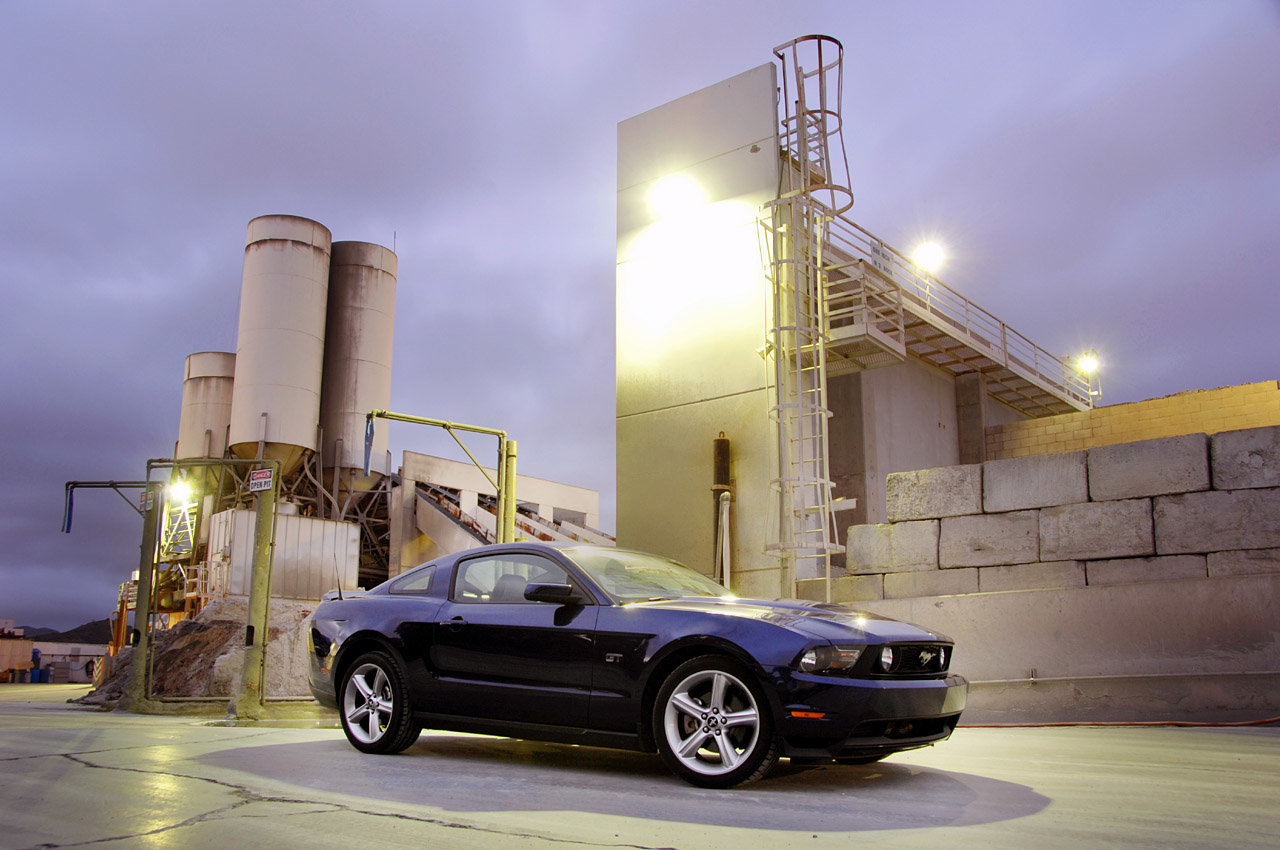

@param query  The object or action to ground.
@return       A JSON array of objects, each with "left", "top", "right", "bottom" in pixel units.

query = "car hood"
[{"left": 630, "top": 597, "right": 951, "bottom": 643}]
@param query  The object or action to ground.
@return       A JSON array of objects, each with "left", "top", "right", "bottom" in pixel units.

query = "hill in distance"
[{"left": 21, "top": 620, "right": 112, "bottom": 644}]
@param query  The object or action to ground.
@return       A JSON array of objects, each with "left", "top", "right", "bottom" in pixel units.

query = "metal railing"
[{"left": 824, "top": 216, "right": 1094, "bottom": 409}]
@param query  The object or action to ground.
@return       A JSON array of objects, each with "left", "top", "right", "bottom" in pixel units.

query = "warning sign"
[{"left": 248, "top": 468, "right": 274, "bottom": 493}]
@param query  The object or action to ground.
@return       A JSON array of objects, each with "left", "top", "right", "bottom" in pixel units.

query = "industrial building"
[
  {"left": 616, "top": 36, "right": 1279, "bottom": 721},
  {"left": 168, "top": 214, "right": 607, "bottom": 601},
  {"left": 70, "top": 214, "right": 608, "bottom": 697}
]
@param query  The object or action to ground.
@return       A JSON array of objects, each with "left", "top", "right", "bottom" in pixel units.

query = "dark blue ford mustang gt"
[{"left": 309, "top": 542, "right": 967, "bottom": 788}]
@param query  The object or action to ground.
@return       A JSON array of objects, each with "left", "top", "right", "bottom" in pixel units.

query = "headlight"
[
  {"left": 878, "top": 646, "right": 896, "bottom": 672},
  {"left": 798, "top": 645, "right": 862, "bottom": 674}
]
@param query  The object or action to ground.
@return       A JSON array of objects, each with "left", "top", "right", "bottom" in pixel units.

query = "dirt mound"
[
  {"left": 149, "top": 618, "right": 242, "bottom": 697},
  {"left": 73, "top": 599, "right": 316, "bottom": 706}
]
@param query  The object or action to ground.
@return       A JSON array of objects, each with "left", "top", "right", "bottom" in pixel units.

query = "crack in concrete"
[
  {"left": 19, "top": 752, "right": 677, "bottom": 850},
  {"left": 0, "top": 725, "right": 288, "bottom": 763}
]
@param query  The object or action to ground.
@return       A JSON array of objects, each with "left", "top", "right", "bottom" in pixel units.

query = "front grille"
[
  {"left": 861, "top": 643, "right": 951, "bottom": 677},
  {"left": 895, "top": 644, "right": 949, "bottom": 674}
]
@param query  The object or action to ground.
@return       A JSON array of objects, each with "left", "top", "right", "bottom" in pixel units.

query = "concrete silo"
[
  {"left": 176, "top": 351, "right": 236, "bottom": 460},
  {"left": 320, "top": 241, "right": 397, "bottom": 493},
  {"left": 228, "top": 215, "right": 332, "bottom": 475}
]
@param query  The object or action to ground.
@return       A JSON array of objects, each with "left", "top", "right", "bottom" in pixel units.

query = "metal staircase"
[
  {"left": 764, "top": 35, "right": 1095, "bottom": 599},
  {"left": 822, "top": 216, "right": 1096, "bottom": 416}
]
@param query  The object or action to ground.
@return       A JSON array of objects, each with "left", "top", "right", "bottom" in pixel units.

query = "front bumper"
[{"left": 776, "top": 673, "right": 968, "bottom": 759}]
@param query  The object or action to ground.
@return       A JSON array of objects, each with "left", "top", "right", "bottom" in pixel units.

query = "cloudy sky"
[{"left": 3, "top": 1, "right": 1277, "bottom": 630}]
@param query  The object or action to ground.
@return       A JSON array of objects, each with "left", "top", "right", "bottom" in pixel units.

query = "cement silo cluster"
[{"left": 165, "top": 215, "right": 397, "bottom": 613}]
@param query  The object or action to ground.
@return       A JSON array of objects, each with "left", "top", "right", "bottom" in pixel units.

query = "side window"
[
  {"left": 452, "top": 554, "right": 570, "bottom": 604},
  {"left": 389, "top": 565, "right": 437, "bottom": 595}
]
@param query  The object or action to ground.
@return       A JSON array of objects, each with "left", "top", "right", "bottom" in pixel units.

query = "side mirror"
[{"left": 524, "top": 582, "right": 584, "bottom": 605}]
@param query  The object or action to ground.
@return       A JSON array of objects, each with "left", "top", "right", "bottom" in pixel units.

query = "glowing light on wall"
[
  {"left": 618, "top": 194, "right": 759, "bottom": 354},
  {"left": 647, "top": 173, "right": 707, "bottom": 220}
]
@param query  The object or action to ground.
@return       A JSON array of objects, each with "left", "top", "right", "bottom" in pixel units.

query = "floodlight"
[
  {"left": 910, "top": 241, "right": 946, "bottom": 275},
  {"left": 167, "top": 481, "right": 194, "bottom": 505},
  {"left": 648, "top": 174, "right": 706, "bottom": 220},
  {"left": 1077, "top": 350, "right": 1100, "bottom": 375}
]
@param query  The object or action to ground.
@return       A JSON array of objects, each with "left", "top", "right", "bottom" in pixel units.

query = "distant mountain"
[
  {"left": 43, "top": 620, "right": 113, "bottom": 645},
  {"left": 16, "top": 626, "right": 58, "bottom": 638}
]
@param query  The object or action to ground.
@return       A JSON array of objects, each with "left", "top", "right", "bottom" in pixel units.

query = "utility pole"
[
  {"left": 120, "top": 482, "right": 161, "bottom": 711},
  {"left": 230, "top": 464, "right": 278, "bottom": 720}
]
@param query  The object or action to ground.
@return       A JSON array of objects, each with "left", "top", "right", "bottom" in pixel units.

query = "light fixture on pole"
[
  {"left": 1076, "top": 349, "right": 1102, "bottom": 399},
  {"left": 910, "top": 240, "right": 947, "bottom": 276}
]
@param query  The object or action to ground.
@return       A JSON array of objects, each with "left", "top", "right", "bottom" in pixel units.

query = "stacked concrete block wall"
[
  {"left": 811, "top": 425, "right": 1280, "bottom": 600},
  {"left": 799, "top": 423, "right": 1280, "bottom": 721},
  {"left": 985, "top": 381, "right": 1280, "bottom": 460}
]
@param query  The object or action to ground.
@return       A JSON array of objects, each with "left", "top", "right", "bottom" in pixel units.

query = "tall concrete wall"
[
  {"left": 801, "top": 424, "right": 1280, "bottom": 722},
  {"left": 987, "top": 381, "right": 1280, "bottom": 460},
  {"left": 616, "top": 64, "right": 782, "bottom": 597}
]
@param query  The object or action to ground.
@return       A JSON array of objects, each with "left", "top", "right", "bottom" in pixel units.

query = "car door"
[{"left": 429, "top": 551, "right": 599, "bottom": 727}]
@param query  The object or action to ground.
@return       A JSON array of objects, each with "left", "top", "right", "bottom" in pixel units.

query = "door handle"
[{"left": 444, "top": 616, "right": 466, "bottom": 632}]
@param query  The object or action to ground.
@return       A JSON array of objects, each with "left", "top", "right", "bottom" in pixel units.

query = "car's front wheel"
[
  {"left": 653, "top": 656, "right": 778, "bottom": 788},
  {"left": 339, "top": 650, "right": 421, "bottom": 754}
]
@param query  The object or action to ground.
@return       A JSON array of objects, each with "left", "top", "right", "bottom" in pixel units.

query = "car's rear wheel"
[
  {"left": 653, "top": 656, "right": 778, "bottom": 788},
  {"left": 340, "top": 651, "right": 421, "bottom": 754}
]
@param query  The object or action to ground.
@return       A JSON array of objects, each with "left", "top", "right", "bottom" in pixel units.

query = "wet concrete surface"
[{"left": 1, "top": 684, "right": 1276, "bottom": 849}]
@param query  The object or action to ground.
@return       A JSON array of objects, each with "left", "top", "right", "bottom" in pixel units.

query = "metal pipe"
[
  {"left": 61, "top": 481, "right": 149, "bottom": 532},
  {"left": 712, "top": 434, "right": 730, "bottom": 566},
  {"left": 495, "top": 435, "right": 508, "bottom": 540},
  {"left": 501, "top": 439, "right": 518, "bottom": 543},
  {"left": 716, "top": 491, "right": 732, "bottom": 591},
  {"left": 365, "top": 409, "right": 517, "bottom": 544}
]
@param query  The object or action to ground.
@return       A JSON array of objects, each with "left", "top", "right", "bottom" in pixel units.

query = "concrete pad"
[
  {"left": 983, "top": 452, "right": 1087, "bottom": 512},
  {"left": 886, "top": 464, "right": 982, "bottom": 521},
  {"left": 1039, "top": 499, "right": 1154, "bottom": 561},
  {"left": 2, "top": 684, "right": 1278, "bottom": 849},
  {"left": 940, "top": 511, "right": 1039, "bottom": 567},
  {"left": 1088, "top": 433, "right": 1209, "bottom": 500},
  {"left": 1155, "top": 489, "right": 1280, "bottom": 553},
  {"left": 1213, "top": 425, "right": 1280, "bottom": 490}
]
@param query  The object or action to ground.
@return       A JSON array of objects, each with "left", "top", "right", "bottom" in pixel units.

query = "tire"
[
  {"left": 339, "top": 651, "right": 421, "bottom": 754},
  {"left": 652, "top": 656, "right": 779, "bottom": 788}
]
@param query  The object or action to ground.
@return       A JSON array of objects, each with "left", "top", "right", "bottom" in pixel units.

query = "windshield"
[{"left": 563, "top": 546, "right": 732, "bottom": 602}]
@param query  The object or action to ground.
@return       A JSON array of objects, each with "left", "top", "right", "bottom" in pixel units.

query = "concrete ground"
[{"left": 1, "top": 685, "right": 1276, "bottom": 850}]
